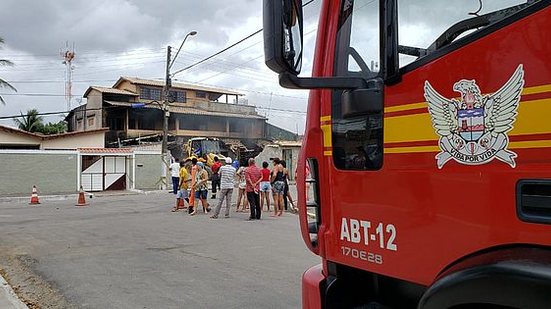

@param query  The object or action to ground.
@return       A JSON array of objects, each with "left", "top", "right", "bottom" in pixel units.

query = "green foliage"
[
  {"left": 14, "top": 109, "right": 68, "bottom": 134},
  {"left": 40, "top": 121, "right": 68, "bottom": 135},
  {"left": 0, "top": 37, "right": 16, "bottom": 105},
  {"left": 13, "top": 109, "right": 43, "bottom": 132}
]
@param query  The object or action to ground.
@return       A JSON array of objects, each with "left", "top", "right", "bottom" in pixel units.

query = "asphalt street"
[{"left": 0, "top": 187, "right": 319, "bottom": 308}]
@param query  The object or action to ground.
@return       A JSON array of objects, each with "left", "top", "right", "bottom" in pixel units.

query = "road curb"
[
  {"left": 0, "top": 189, "right": 164, "bottom": 204},
  {"left": 0, "top": 194, "right": 78, "bottom": 204},
  {"left": 0, "top": 273, "right": 28, "bottom": 309}
]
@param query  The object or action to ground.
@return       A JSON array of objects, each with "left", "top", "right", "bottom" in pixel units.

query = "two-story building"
[{"left": 66, "top": 77, "right": 268, "bottom": 148}]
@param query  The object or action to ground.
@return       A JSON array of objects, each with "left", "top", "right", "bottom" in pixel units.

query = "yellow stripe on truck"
[
  {"left": 384, "top": 98, "right": 551, "bottom": 144},
  {"left": 321, "top": 125, "right": 332, "bottom": 147},
  {"left": 383, "top": 83, "right": 551, "bottom": 114}
]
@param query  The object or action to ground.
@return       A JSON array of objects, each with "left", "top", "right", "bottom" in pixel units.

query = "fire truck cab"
[{"left": 264, "top": 0, "right": 551, "bottom": 308}]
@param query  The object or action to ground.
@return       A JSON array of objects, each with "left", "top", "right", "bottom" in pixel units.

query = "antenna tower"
[{"left": 61, "top": 42, "right": 75, "bottom": 111}]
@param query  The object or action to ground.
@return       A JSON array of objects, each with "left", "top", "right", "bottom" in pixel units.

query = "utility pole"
[
  {"left": 161, "top": 46, "right": 172, "bottom": 189},
  {"left": 159, "top": 31, "right": 197, "bottom": 190}
]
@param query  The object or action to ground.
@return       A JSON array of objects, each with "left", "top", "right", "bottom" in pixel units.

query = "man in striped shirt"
[{"left": 211, "top": 157, "right": 237, "bottom": 219}]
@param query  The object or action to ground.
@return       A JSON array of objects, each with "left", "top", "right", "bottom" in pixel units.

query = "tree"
[
  {"left": 0, "top": 37, "right": 16, "bottom": 105},
  {"left": 40, "top": 121, "right": 68, "bottom": 135},
  {"left": 13, "top": 109, "right": 44, "bottom": 133}
]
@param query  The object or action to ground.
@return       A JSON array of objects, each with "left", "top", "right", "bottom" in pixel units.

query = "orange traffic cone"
[
  {"left": 76, "top": 186, "right": 88, "bottom": 206},
  {"left": 29, "top": 185, "right": 40, "bottom": 205}
]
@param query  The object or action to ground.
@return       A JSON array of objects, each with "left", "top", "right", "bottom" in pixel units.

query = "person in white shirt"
[
  {"left": 211, "top": 157, "right": 237, "bottom": 219},
  {"left": 169, "top": 158, "right": 181, "bottom": 194}
]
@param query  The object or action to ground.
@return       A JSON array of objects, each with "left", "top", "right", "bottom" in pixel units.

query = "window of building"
[
  {"left": 208, "top": 93, "right": 221, "bottom": 101},
  {"left": 139, "top": 87, "right": 149, "bottom": 99},
  {"left": 87, "top": 116, "right": 95, "bottom": 127},
  {"left": 196, "top": 91, "right": 207, "bottom": 99},
  {"left": 169, "top": 90, "right": 186, "bottom": 103},
  {"left": 140, "top": 87, "right": 162, "bottom": 100},
  {"left": 77, "top": 120, "right": 83, "bottom": 130}
]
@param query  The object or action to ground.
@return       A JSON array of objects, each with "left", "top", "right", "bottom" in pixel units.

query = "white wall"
[
  {"left": 0, "top": 130, "right": 40, "bottom": 146},
  {"left": 42, "top": 131, "right": 105, "bottom": 150}
]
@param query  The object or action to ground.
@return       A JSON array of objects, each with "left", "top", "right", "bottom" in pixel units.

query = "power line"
[
  {"left": 4, "top": 0, "right": 319, "bottom": 77},
  {"left": 256, "top": 106, "right": 306, "bottom": 114},
  {"left": 8, "top": 79, "right": 118, "bottom": 84},
  {"left": 1, "top": 47, "right": 166, "bottom": 59},
  {"left": 193, "top": 25, "right": 319, "bottom": 84},
  {"left": 0, "top": 108, "right": 101, "bottom": 120},
  {"left": 171, "top": 29, "right": 263, "bottom": 77},
  {"left": 1, "top": 75, "right": 310, "bottom": 100},
  {"left": 0, "top": 104, "right": 306, "bottom": 121},
  {"left": 172, "top": 0, "right": 318, "bottom": 76}
]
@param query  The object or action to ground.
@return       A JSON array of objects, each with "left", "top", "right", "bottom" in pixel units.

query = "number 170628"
[{"left": 341, "top": 246, "right": 383, "bottom": 264}]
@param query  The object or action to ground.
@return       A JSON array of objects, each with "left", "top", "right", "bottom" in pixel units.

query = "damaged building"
[{"left": 66, "top": 77, "right": 296, "bottom": 160}]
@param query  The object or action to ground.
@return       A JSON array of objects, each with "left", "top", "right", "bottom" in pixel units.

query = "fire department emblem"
[{"left": 424, "top": 64, "right": 524, "bottom": 169}]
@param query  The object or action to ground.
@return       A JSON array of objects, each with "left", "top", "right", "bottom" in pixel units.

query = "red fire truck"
[{"left": 264, "top": 0, "right": 551, "bottom": 308}]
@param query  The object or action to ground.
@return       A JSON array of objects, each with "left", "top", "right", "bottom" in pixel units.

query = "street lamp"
[
  {"left": 169, "top": 31, "right": 197, "bottom": 70},
  {"left": 161, "top": 30, "right": 197, "bottom": 189}
]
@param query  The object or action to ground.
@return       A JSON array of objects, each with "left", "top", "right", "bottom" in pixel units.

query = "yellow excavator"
[{"left": 183, "top": 137, "right": 228, "bottom": 169}]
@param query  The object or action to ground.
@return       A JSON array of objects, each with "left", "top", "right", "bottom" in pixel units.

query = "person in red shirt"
[
  {"left": 259, "top": 161, "right": 272, "bottom": 212},
  {"left": 210, "top": 156, "right": 222, "bottom": 199},
  {"left": 244, "top": 158, "right": 262, "bottom": 220}
]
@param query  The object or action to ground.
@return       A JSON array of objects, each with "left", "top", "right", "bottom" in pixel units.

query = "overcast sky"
[
  {"left": 0, "top": 0, "right": 527, "bottom": 132},
  {"left": 0, "top": 0, "right": 323, "bottom": 133}
]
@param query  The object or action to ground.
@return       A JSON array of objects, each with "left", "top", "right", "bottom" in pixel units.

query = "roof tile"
[
  {"left": 116, "top": 77, "right": 243, "bottom": 96},
  {"left": 78, "top": 148, "right": 134, "bottom": 154}
]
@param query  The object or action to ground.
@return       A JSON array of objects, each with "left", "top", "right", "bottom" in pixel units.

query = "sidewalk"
[
  {"left": 0, "top": 273, "right": 27, "bottom": 309},
  {"left": 0, "top": 189, "right": 162, "bottom": 204}
]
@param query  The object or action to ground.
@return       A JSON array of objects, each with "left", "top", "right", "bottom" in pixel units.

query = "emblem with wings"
[{"left": 424, "top": 64, "right": 524, "bottom": 169}]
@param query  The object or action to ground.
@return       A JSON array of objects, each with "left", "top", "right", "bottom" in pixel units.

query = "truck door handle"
[{"left": 517, "top": 180, "right": 551, "bottom": 224}]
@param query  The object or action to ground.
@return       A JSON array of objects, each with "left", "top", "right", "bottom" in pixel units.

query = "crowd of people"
[{"left": 169, "top": 156, "right": 297, "bottom": 221}]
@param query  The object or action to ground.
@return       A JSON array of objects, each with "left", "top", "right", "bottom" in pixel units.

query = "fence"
[{"left": 0, "top": 150, "right": 164, "bottom": 196}]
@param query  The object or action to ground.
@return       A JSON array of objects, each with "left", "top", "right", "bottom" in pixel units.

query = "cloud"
[
  {"left": 0, "top": 0, "right": 262, "bottom": 56},
  {"left": 0, "top": 0, "right": 528, "bottom": 133}
]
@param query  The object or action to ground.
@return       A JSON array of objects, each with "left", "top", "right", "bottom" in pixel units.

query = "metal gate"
[
  {"left": 81, "top": 155, "right": 127, "bottom": 191},
  {"left": 282, "top": 149, "right": 293, "bottom": 180}
]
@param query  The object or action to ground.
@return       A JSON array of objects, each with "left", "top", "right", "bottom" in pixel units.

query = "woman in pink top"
[{"left": 259, "top": 161, "right": 272, "bottom": 212}]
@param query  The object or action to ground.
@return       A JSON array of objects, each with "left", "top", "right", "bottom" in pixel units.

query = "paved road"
[{"left": 0, "top": 188, "right": 319, "bottom": 308}]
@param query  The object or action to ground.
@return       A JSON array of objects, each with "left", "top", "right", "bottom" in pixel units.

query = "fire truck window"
[
  {"left": 332, "top": 113, "right": 383, "bottom": 170},
  {"left": 332, "top": 0, "right": 383, "bottom": 171},
  {"left": 335, "top": 0, "right": 380, "bottom": 78},
  {"left": 398, "top": 0, "right": 527, "bottom": 67}
]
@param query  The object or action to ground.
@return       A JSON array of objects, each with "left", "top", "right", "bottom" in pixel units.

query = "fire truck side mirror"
[
  {"left": 263, "top": 0, "right": 304, "bottom": 75},
  {"left": 341, "top": 79, "right": 384, "bottom": 118}
]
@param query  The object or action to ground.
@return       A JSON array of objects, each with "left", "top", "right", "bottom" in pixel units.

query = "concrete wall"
[
  {"left": 1, "top": 127, "right": 105, "bottom": 150},
  {"left": 134, "top": 152, "right": 162, "bottom": 190},
  {"left": 0, "top": 149, "right": 165, "bottom": 196},
  {"left": 42, "top": 131, "right": 105, "bottom": 150},
  {"left": 196, "top": 101, "right": 257, "bottom": 114},
  {"left": 117, "top": 80, "right": 136, "bottom": 93},
  {"left": 254, "top": 144, "right": 301, "bottom": 180},
  {"left": 0, "top": 130, "right": 40, "bottom": 147},
  {"left": 255, "top": 144, "right": 281, "bottom": 168},
  {"left": 0, "top": 150, "right": 78, "bottom": 196},
  {"left": 84, "top": 90, "right": 103, "bottom": 130}
]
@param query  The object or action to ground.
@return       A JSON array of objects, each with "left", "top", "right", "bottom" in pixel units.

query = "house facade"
[
  {"left": 66, "top": 77, "right": 267, "bottom": 147},
  {"left": 0, "top": 124, "right": 107, "bottom": 150}
]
